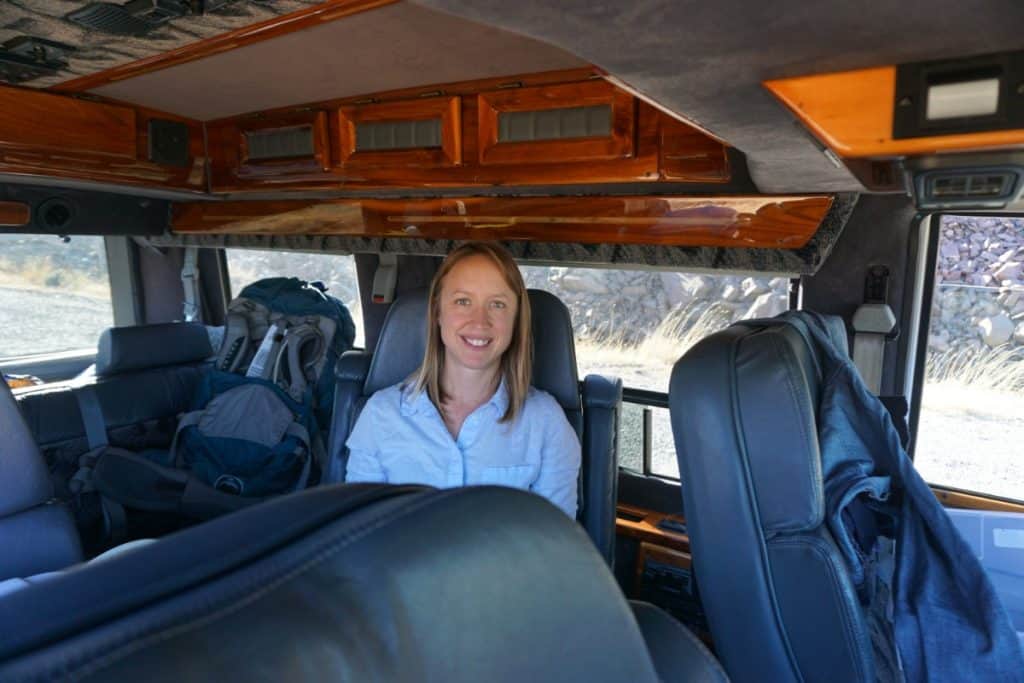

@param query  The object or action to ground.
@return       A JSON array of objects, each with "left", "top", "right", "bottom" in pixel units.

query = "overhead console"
[
  {"left": 765, "top": 50, "right": 1024, "bottom": 210},
  {"left": 0, "top": 85, "right": 205, "bottom": 193},
  {"left": 205, "top": 68, "right": 732, "bottom": 191}
]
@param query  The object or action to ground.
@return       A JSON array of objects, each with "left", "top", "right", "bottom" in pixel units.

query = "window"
[
  {"left": 915, "top": 215, "right": 1024, "bottom": 502},
  {"left": 521, "top": 265, "right": 791, "bottom": 478},
  {"left": 0, "top": 234, "right": 113, "bottom": 357},
  {"left": 225, "top": 249, "right": 363, "bottom": 348}
]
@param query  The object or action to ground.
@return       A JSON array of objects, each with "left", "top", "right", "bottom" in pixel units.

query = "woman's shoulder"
[
  {"left": 522, "top": 385, "right": 566, "bottom": 416},
  {"left": 362, "top": 381, "right": 408, "bottom": 414}
]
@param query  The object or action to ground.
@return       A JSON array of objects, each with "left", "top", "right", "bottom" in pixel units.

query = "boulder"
[
  {"left": 745, "top": 292, "right": 784, "bottom": 319},
  {"left": 978, "top": 314, "right": 1014, "bottom": 348}
]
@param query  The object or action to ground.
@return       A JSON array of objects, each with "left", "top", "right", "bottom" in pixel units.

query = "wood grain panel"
[
  {"left": 206, "top": 70, "right": 729, "bottom": 191},
  {"left": 0, "top": 87, "right": 136, "bottom": 158},
  {"left": 171, "top": 194, "right": 831, "bottom": 248},
  {"left": 0, "top": 86, "right": 206, "bottom": 190},
  {"left": 0, "top": 201, "right": 30, "bottom": 226},
  {"left": 238, "top": 110, "right": 332, "bottom": 176},
  {"left": 52, "top": 0, "right": 398, "bottom": 94},
  {"left": 933, "top": 487, "right": 1024, "bottom": 513},
  {"left": 765, "top": 66, "right": 1024, "bottom": 158},
  {"left": 477, "top": 80, "right": 634, "bottom": 165},
  {"left": 616, "top": 503, "right": 689, "bottom": 553},
  {"left": 337, "top": 96, "right": 461, "bottom": 167}
]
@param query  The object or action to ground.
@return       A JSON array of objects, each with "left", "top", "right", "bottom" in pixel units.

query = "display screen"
[{"left": 925, "top": 78, "right": 1000, "bottom": 120}]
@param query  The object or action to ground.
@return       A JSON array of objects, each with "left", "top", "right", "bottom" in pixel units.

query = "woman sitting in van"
[{"left": 345, "top": 242, "right": 581, "bottom": 517}]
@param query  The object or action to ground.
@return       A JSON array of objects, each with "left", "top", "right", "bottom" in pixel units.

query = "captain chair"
[{"left": 669, "top": 317, "right": 873, "bottom": 683}]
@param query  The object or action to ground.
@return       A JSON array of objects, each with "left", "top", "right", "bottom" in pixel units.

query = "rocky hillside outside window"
[
  {"left": 520, "top": 265, "right": 790, "bottom": 479},
  {"left": 915, "top": 215, "right": 1024, "bottom": 501}
]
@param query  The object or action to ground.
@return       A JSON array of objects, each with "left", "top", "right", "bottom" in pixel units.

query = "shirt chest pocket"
[{"left": 475, "top": 464, "right": 538, "bottom": 489}]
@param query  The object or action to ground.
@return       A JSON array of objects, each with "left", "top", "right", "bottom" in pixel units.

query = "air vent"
[
  {"left": 355, "top": 120, "right": 442, "bottom": 151},
  {"left": 916, "top": 167, "right": 1021, "bottom": 208},
  {"left": 245, "top": 126, "right": 316, "bottom": 161},
  {"left": 498, "top": 104, "right": 612, "bottom": 143},
  {"left": 148, "top": 119, "right": 190, "bottom": 167},
  {"left": 0, "top": 37, "right": 74, "bottom": 84},
  {"left": 67, "top": 0, "right": 192, "bottom": 37}
]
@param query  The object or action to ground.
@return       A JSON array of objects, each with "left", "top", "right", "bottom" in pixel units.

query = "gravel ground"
[{"left": 0, "top": 286, "right": 111, "bottom": 357}]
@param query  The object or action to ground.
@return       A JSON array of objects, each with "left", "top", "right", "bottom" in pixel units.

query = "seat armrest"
[
  {"left": 326, "top": 351, "right": 374, "bottom": 484},
  {"left": 582, "top": 374, "right": 622, "bottom": 567}
]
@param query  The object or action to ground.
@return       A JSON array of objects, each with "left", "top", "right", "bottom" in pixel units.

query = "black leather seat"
[
  {"left": 326, "top": 289, "right": 622, "bottom": 564},
  {"left": 0, "top": 484, "right": 723, "bottom": 682},
  {"left": 0, "top": 380, "right": 82, "bottom": 582},
  {"left": 669, "top": 317, "right": 873, "bottom": 683}
]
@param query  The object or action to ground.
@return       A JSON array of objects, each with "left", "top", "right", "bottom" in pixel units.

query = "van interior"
[{"left": 0, "top": 1, "right": 1022, "bottom": 680}]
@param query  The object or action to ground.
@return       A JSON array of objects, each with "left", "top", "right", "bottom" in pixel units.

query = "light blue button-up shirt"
[{"left": 345, "top": 381, "right": 581, "bottom": 517}]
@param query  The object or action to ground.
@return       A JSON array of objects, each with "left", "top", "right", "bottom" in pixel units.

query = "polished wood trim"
[
  {"left": 634, "top": 542, "right": 692, "bottom": 594},
  {"left": 0, "top": 87, "right": 136, "bottom": 158},
  {"left": 238, "top": 111, "right": 332, "bottom": 175},
  {"left": 765, "top": 66, "right": 1024, "bottom": 158},
  {"left": 206, "top": 72, "right": 729, "bottom": 191},
  {"left": 51, "top": 0, "right": 398, "bottom": 94},
  {"left": 0, "top": 85, "right": 206, "bottom": 190},
  {"left": 660, "top": 115, "right": 731, "bottom": 183},
  {"left": 205, "top": 67, "right": 599, "bottom": 125},
  {"left": 477, "top": 80, "right": 634, "bottom": 165},
  {"left": 337, "top": 96, "right": 461, "bottom": 167},
  {"left": 0, "top": 201, "right": 30, "bottom": 226},
  {"left": 933, "top": 486, "right": 1024, "bottom": 513},
  {"left": 616, "top": 503, "right": 689, "bottom": 553},
  {"left": 171, "top": 194, "right": 831, "bottom": 248}
]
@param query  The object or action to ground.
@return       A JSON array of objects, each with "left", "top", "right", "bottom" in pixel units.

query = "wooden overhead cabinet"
[{"left": 477, "top": 80, "right": 635, "bottom": 165}]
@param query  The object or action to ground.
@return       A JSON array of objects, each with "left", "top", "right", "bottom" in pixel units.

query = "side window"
[
  {"left": 915, "top": 215, "right": 1023, "bottom": 502},
  {"left": 225, "top": 249, "right": 363, "bottom": 348},
  {"left": 521, "top": 266, "right": 791, "bottom": 479},
  {"left": 0, "top": 234, "right": 113, "bottom": 357}
]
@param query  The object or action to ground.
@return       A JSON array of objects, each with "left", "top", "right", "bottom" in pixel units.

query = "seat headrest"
[
  {"left": 529, "top": 289, "right": 581, "bottom": 412},
  {"left": 0, "top": 485, "right": 661, "bottom": 682},
  {"left": 364, "top": 290, "right": 429, "bottom": 395},
  {"left": 364, "top": 289, "right": 580, "bottom": 411},
  {"left": 95, "top": 323, "right": 213, "bottom": 377},
  {"left": 672, "top": 319, "right": 825, "bottom": 534},
  {"left": 0, "top": 382, "right": 52, "bottom": 519}
]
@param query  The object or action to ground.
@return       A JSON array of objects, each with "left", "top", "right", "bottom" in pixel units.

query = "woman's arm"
[{"left": 530, "top": 406, "right": 582, "bottom": 518}]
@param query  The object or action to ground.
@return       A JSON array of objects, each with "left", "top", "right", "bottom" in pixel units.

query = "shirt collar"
[{"left": 400, "top": 377, "right": 509, "bottom": 417}]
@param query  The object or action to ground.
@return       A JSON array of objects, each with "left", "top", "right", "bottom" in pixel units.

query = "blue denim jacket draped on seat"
[{"left": 775, "top": 311, "right": 1023, "bottom": 682}]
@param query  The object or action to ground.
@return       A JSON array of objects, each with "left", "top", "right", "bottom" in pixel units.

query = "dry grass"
[
  {"left": 0, "top": 256, "right": 110, "bottom": 300},
  {"left": 575, "top": 304, "right": 736, "bottom": 390},
  {"left": 922, "top": 345, "right": 1024, "bottom": 420}
]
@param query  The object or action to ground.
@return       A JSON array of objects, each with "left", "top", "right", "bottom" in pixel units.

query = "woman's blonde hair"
[{"left": 410, "top": 242, "right": 532, "bottom": 423}]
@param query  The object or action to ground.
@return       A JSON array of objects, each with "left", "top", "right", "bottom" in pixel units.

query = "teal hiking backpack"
[{"left": 215, "top": 277, "right": 356, "bottom": 432}]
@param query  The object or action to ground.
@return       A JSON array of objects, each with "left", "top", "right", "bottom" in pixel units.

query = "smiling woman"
[{"left": 344, "top": 242, "right": 581, "bottom": 517}]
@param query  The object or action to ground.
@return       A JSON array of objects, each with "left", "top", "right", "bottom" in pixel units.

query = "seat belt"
[
  {"left": 181, "top": 246, "right": 201, "bottom": 322},
  {"left": 70, "top": 385, "right": 127, "bottom": 544},
  {"left": 371, "top": 253, "right": 398, "bottom": 304},
  {"left": 851, "top": 265, "right": 897, "bottom": 395}
]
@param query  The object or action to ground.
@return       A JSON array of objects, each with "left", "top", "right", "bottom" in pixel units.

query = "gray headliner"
[
  {"left": 89, "top": 2, "right": 585, "bottom": 120},
  {"left": 412, "top": 0, "right": 1024, "bottom": 193}
]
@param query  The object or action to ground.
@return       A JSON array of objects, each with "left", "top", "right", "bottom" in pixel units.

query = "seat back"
[
  {"left": 669, "top": 319, "right": 872, "bottom": 683},
  {"left": 0, "top": 485, "right": 660, "bottom": 683},
  {"left": 0, "top": 381, "right": 82, "bottom": 581},
  {"left": 326, "top": 288, "right": 621, "bottom": 564}
]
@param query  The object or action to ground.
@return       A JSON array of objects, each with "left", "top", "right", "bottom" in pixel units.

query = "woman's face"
[{"left": 438, "top": 254, "right": 518, "bottom": 377}]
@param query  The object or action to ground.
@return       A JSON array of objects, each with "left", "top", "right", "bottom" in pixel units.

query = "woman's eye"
[
  {"left": 490, "top": 300, "right": 506, "bottom": 309},
  {"left": 455, "top": 297, "right": 470, "bottom": 306}
]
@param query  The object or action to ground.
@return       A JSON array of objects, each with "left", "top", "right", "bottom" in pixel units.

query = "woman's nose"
[{"left": 472, "top": 304, "right": 490, "bottom": 326}]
